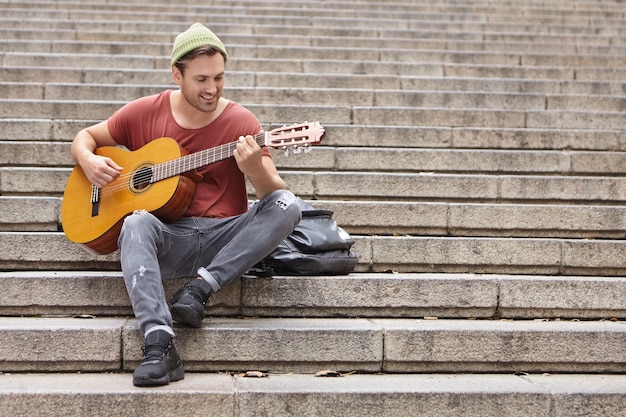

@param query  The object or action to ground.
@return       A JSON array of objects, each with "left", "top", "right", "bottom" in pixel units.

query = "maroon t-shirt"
[{"left": 107, "top": 90, "right": 268, "bottom": 218}]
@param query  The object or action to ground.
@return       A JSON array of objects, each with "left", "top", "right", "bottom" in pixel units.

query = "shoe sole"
[
  {"left": 170, "top": 303, "right": 204, "bottom": 328},
  {"left": 133, "top": 365, "right": 185, "bottom": 387}
]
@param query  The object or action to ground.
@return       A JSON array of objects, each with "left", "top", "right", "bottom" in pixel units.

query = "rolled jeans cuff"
[{"left": 197, "top": 268, "right": 222, "bottom": 292}]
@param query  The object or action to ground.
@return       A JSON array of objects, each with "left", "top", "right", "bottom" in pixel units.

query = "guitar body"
[{"left": 61, "top": 138, "right": 197, "bottom": 255}]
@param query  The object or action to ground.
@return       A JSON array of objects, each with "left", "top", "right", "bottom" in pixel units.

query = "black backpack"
[{"left": 247, "top": 198, "right": 358, "bottom": 276}]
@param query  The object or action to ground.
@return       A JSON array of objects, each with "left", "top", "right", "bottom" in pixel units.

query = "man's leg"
[
  {"left": 118, "top": 210, "right": 174, "bottom": 336},
  {"left": 170, "top": 190, "right": 301, "bottom": 327},
  {"left": 118, "top": 210, "right": 197, "bottom": 386}
]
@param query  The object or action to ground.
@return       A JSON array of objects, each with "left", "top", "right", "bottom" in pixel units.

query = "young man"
[{"left": 70, "top": 23, "right": 301, "bottom": 387}]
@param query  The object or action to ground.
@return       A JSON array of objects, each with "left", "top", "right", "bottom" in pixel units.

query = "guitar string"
[
  {"left": 92, "top": 125, "right": 313, "bottom": 198},
  {"left": 95, "top": 132, "right": 268, "bottom": 197}
]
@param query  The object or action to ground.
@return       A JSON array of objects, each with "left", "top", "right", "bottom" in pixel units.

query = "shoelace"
[
  {"left": 174, "top": 284, "right": 207, "bottom": 306},
  {"left": 141, "top": 343, "right": 170, "bottom": 363}
]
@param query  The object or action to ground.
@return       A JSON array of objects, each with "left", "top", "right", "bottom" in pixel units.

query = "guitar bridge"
[{"left": 91, "top": 185, "right": 101, "bottom": 217}]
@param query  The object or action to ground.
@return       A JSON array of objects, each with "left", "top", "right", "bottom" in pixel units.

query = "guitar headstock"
[{"left": 265, "top": 121, "right": 325, "bottom": 155}]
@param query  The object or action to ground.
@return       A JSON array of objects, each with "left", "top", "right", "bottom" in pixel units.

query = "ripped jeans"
[{"left": 117, "top": 190, "right": 301, "bottom": 337}]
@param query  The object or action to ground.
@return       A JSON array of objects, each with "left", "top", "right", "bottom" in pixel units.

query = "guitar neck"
[{"left": 151, "top": 132, "right": 266, "bottom": 182}]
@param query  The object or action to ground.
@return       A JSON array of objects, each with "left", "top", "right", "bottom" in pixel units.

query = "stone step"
[
  {"left": 9, "top": 165, "right": 626, "bottom": 203},
  {"left": 2, "top": 99, "right": 625, "bottom": 129},
  {"left": 3, "top": 17, "right": 626, "bottom": 49},
  {"left": 404, "top": 77, "right": 626, "bottom": 96},
  {"left": 2, "top": 232, "right": 625, "bottom": 275},
  {"left": 0, "top": 316, "right": 625, "bottom": 373},
  {"left": 3, "top": 43, "right": 624, "bottom": 67},
  {"left": 1, "top": 66, "right": 625, "bottom": 98},
  {"left": 2, "top": 56, "right": 626, "bottom": 93},
  {"left": 1, "top": 3, "right": 621, "bottom": 27},
  {"left": 7, "top": 140, "right": 626, "bottom": 176},
  {"left": 469, "top": 64, "right": 624, "bottom": 82},
  {"left": 4, "top": 82, "right": 626, "bottom": 112},
  {"left": 3, "top": 0, "right": 623, "bottom": 13},
  {"left": 0, "top": 196, "right": 59, "bottom": 231},
  {"left": 353, "top": 107, "right": 626, "bottom": 130},
  {"left": 1, "top": 120, "right": 623, "bottom": 151},
  {"left": 0, "top": 100, "right": 353, "bottom": 125},
  {"left": 2, "top": 8, "right": 624, "bottom": 37},
  {"left": 0, "top": 141, "right": 72, "bottom": 166},
  {"left": 0, "top": 24, "right": 561, "bottom": 56},
  {"left": 4, "top": 194, "right": 626, "bottom": 239},
  {"left": 5, "top": 194, "right": 626, "bottom": 240},
  {"left": 2, "top": 0, "right": 624, "bottom": 13},
  {"left": 2, "top": 26, "right": 625, "bottom": 55},
  {"left": 0, "top": 6, "right": 622, "bottom": 37},
  {"left": 305, "top": 171, "right": 626, "bottom": 203},
  {"left": 1, "top": 372, "right": 624, "bottom": 417},
  {"left": 0, "top": 271, "right": 625, "bottom": 319},
  {"left": 325, "top": 148, "right": 626, "bottom": 175},
  {"left": 4, "top": 60, "right": 623, "bottom": 83}
]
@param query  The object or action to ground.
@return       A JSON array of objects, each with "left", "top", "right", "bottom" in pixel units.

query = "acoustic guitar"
[{"left": 61, "top": 121, "right": 325, "bottom": 255}]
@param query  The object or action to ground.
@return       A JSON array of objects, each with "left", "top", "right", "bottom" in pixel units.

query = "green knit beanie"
[{"left": 171, "top": 23, "right": 228, "bottom": 66}]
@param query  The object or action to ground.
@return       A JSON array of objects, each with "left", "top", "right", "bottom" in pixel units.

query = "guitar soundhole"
[{"left": 130, "top": 164, "right": 154, "bottom": 195}]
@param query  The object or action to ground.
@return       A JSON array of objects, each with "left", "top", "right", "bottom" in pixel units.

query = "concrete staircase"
[{"left": 1, "top": 0, "right": 626, "bottom": 415}]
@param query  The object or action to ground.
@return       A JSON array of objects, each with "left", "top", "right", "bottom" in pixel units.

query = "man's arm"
[
  {"left": 71, "top": 120, "right": 123, "bottom": 188},
  {"left": 233, "top": 135, "right": 286, "bottom": 199}
]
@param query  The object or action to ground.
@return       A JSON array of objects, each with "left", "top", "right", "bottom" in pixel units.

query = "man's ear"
[{"left": 171, "top": 66, "right": 183, "bottom": 85}]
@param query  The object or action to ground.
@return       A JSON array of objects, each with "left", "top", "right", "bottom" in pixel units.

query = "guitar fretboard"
[{"left": 151, "top": 132, "right": 266, "bottom": 182}]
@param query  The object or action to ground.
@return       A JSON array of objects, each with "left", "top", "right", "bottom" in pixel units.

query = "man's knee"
[
  {"left": 268, "top": 190, "right": 300, "bottom": 218},
  {"left": 118, "top": 210, "right": 160, "bottom": 245},
  {"left": 272, "top": 191, "right": 302, "bottom": 235}
]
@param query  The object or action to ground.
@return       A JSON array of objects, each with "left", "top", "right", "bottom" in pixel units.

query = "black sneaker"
[
  {"left": 170, "top": 279, "right": 210, "bottom": 328},
  {"left": 133, "top": 330, "right": 185, "bottom": 387}
]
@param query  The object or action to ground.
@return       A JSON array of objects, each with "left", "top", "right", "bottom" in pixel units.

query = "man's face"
[{"left": 173, "top": 53, "right": 225, "bottom": 114}]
